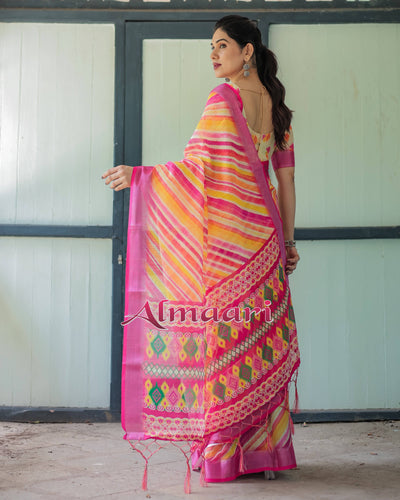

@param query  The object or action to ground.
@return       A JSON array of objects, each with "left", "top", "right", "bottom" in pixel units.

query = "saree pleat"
[
  {"left": 121, "top": 83, "right": 300, "bottom": 484},
  {"left": 191, "top": 388, "right": 296, "bottom": 481}
]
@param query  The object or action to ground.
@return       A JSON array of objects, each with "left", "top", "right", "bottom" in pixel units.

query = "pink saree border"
[{"left": 122, "top": 166, "right": 154, "bottom": 439}]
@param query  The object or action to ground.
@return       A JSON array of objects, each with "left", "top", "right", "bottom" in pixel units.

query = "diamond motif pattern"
[
  {"left": 218, "top": 323, "right": 231, "bottom": 340},
  {"left": 140, "top": 257, "right": 298, "bottom": 430},
  {"left": 227, "top": 374, "right": 239, "bottom": 391},
  {"left": 213, "top": 382, "right": 226, "bottom": 400},
  {"left": 183, "top": 387, "right": 196, "bottom": 408},
  {"left": 183, "top": 338, "right": 198, "bottom": 358},
  {"left": 151, "top": 334, "right": 166, "bottom": 358},
  {"left": 264, "top": 285, "right": 273, "bottom": 301},
  {"left": 239, "top": 363, "right": 252, "bottom": 383},
  {"left": 167, "top": 387, "right": 180, "bottom": 406},
  {"left": 149, "top": 383, "right": 164, "bottom": 407},
  {"left": 207, "top": 287, "right": 290, "bottom": 376},
  {"left": 262, "top": 344, "right": 273, "bottom": 362},
  {"left": 282, "top": 325, "right": 289, "bottom": 342}
]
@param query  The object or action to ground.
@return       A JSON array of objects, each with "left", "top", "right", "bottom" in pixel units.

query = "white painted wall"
[
  {"left": 269, "top": 23, "right": 400, "bottom": 228},
  {"left": 142, "top": 39, "right": 216, "bottom": 165},
  {"left": 0, "top": 237, "right": 112, "bottom": 407},
  {"left": 290, "top": 239, "right": 400, "bottom": 410},
  {"left": 0, "top": 23, "right": 115, "bottom": 407},
  {"left": 0, "top": 23, "right": 114, "bottom": 225}
]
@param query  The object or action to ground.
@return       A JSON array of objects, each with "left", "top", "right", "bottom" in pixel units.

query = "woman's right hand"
[
  {"left": 102, "top": 165, "right": 134, "bottom": 191},
  {"left": 285, "top": 246, "right": 300, "bottom": 275}
]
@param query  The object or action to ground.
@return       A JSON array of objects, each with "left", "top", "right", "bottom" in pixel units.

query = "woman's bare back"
[{"left": 239, "top": 86, "right": 273, "bottom": 135}]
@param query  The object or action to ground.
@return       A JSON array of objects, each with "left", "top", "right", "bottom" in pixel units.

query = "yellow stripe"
[{"left": 221, "top": 438, "right": 238, "bottom": 460}]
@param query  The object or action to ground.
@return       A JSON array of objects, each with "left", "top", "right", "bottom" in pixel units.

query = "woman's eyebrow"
[{"left": 211, "top": 38, "right": 229, "bottom": 46}]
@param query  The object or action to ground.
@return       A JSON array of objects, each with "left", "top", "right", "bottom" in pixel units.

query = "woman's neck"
[{"left": 230, "top": 68, "right": 264, "bottom": 92}]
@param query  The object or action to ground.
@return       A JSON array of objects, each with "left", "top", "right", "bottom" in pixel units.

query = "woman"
[{"left": 102, "top": 15, "right": 300, "bottom": 491}]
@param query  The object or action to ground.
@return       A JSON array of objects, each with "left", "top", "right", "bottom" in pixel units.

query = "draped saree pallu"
[{"left": 121, "top": 83, "right": 300, "bottom": 492}]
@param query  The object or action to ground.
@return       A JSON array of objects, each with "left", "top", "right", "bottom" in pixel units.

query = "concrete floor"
[{"left": 0, "top": 420, "right": 399, "bottom": 500}]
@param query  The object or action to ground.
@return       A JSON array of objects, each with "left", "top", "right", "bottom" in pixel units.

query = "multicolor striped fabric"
[
  {"left": 193, "top": 388, "right": 296, "bottom": 481},
  {"left": 121, "top": 83, "right": 300, "bottom": 486},
  {"left": 145, "top": 89, "right": 276, "bottom": 300}
]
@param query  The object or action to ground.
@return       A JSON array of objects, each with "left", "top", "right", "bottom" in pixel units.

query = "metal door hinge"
[{"left": 118, "top": 254, "right": 123, "bottom": 265}]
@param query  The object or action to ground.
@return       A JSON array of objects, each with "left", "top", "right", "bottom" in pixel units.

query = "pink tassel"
[
  {"left": 142, "top": 461, "right": 148, "bottom": 491},
  {"left": 289, "top": 414, "right": 295, "bottom": 436},
  {"left": 293, "top": 383, "right": 299, "bottom": 414},
  {"left": 292, "top": 370, "right": 300, "bottom": 414},
  {"left": 184, "top": 461, "right": 191, "bottom": 494},
  {"left": 237, "top": 441, "right": 245, "bottom": 473},
  {"left": 200, "top": 463, "right": 207, "bottom": 488},
  {"left": 266, "top": 430, "right": 273, "bottom": 452}
]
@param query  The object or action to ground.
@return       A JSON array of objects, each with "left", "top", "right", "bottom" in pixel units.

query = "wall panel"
[
  {"left": 0, "top": 23, "right": 115, "bottom": 225},
  {"left": 142, "top": 39, "right": 216, "bottom": 165},
  {"left": 269, "top": 24, "right": 400, "bottom": 228},
  {"left": 0, "top": 237, "right": 112, "bottom": 407},
  {"left": 290, "top": 239, "right": 400, "bottom": 410}
]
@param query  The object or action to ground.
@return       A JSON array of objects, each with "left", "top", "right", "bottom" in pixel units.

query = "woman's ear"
[{"left": 244, "top": 42, "right": 255, "bottom": 61}]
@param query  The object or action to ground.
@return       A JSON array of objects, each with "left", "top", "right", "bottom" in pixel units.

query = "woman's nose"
[{"left": 210, "top": 48, "right": 217, "bottom": 60}]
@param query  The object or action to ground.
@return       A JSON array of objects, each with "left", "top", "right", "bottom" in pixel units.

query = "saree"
[{"left": 121, "top": 83, "right": 300, "bottom": 491}]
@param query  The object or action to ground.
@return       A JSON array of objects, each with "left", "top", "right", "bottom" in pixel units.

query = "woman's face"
[{"left": 211, "top": 28, "right": 249, "bottom": 80}]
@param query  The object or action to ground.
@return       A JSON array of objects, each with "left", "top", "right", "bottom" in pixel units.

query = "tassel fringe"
[
  {"left": 292, "top": 369, "right": 300, "bottom": 414},
  {"left": 170, "top": 441, "right": 193, "bottom": 494},
  {"left": 237, "top": 439, "right": 245, "bottom": 474},
  {"left": 128, "top": 439, "right": 164, "bottom": 493},
  {"left": 200, "top": 463, "right": 207, "bottom": 488},
  {"left": 142, "top": 462, "right": 148, "bottom": 491},
  {"left": 266, "top": 429, "right": 273, "bottom": 453},
  {"left": 184, "top": 461, "right": 191, "bottom": 494},
  {"left": 127, "top": 384, "right": 299, "bottom": 494},
  {"left": 289, "top": 413, "right": 295, "bottom": 436}
]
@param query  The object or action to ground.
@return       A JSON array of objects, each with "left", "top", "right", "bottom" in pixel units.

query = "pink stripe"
[
  {"left": 150, "top": 171, "right": 203, "bottom": 224},
  {"left": 188, "top": 146, "right": 248, "bottom": 166},
  {"left": 204, "top": 462, "right": 297, "bottom": 483},
  {"left": 208, "top": 197, "right": 269, "bottom": 217},
  {"left": 148, "top": 204, "right": 203, "bottom": 265},
  {"left": 206, "top": 177, "right": 265, "bottom": 198},
  {"left": 147, "top": 202, "right": 201, "bottom": 255},
  {"left": 207, "top": 204, "right": 270, "bottom": 227},
  {"left": 162, "top": 161, "right": 204, "bottom": 205},
  {"left": 190, "top": 133, "right": 244, "bottom": 148},
  {"left": 190, "top": 136, "right": 244, "bottom": 148}
]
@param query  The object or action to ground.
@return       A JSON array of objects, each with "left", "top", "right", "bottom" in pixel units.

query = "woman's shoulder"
[
  {"left": 207, "top": 82, "right": 243, "bottom": 111},
  {"left": 210, "top": 82, "right": 240, "bottom": 98}
]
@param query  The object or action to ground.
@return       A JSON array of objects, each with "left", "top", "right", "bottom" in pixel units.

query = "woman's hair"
[{"left": 214, "top": 15, "right": 293, "bottom": 151}]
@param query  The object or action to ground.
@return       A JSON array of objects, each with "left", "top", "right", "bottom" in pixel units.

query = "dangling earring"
[
  {"left": 225, "top": 78, "right": 230, "bottom": 82},
  {"left": 243, "top": 62, "right": 250, "bottom": 77}
]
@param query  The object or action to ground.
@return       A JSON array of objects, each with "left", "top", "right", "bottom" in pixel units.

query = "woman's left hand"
[
  {"left": 102, "top": 165, "right": 134, "bottom": 191},
  {"left": 285, "top": 246, "right": 300, "bottom": 275}
]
